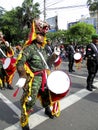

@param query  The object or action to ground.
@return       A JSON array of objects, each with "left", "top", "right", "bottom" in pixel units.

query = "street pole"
[
  {"left": 96, "top": 10, "right": 98, "bottom": 33},
  {"left": 44, "top": 0, "right": 46, "bottom": 21}
]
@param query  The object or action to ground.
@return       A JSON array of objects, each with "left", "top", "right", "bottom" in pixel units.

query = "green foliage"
[
  {"left": 46, "top": 22, "right": 96, "bottom": 46},
  {"left": 87, "top": 0, "right": 98, "bottom": 11},
  {"left": 0, "top": 0, "right": 40, "bottom": 46},
  {"left": 66, "top": 22, "right": 96, "bottom": 44},
  {"left": 46, "top": 30, "right": 67, "bottom": 46},
  {"left": 0, "top": 0, "right": 97, "bottom": 47}
]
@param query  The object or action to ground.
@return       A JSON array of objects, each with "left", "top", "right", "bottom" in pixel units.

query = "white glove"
[
  {"left": 5, "top": 41, "right": 10, "bottom": 47},
  {"left": 93, "top": 54, "right": 96, "bottom": 57},
  {"left": 15, "top": 78, "right": 26, "bottom": 88},
  {"left": 28, "top": 96, "right": 32, "bottom": 101},
  {"left": 54, "top": 47, "right": 61, "bottom": 56}
]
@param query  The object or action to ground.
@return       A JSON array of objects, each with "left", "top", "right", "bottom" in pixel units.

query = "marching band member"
[
  {"left": 67, "top": 41, "right": 75, "bottom": 72},
  {"left": 15, "top": 18, "right": 61, "bottom": 130},
  {"left": 86, "top": 34, "right": 98, "bottom": 91},
  {"left": 45, "top": 38, "right": 53, "bottom": 56},
  {"left": 0, "top": 31, "right": 14, "bottom": 89}
]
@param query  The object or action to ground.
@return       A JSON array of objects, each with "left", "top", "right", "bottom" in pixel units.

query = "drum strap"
[
  {"left": 34, "top": 70, "right": 47, "bottom": 91},
  {"left": 0, "top": 48, "right": 7, "bottom": 57},
  {"left": 70, "top": 45, "right": 75, "bottom": 53},
  {"left": 91, "top": 43, "right": 98, "bottom": 53},
  {"left": 37, "top": 50, "right": 49, "bottom": 69},
  {"left": 91, "top": 43, "right": 98, "bottom": 64}
]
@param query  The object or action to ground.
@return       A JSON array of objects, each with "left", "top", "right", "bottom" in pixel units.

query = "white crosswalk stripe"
[{"left": 0, "top": 73, "right": 98, "bottom": 130}]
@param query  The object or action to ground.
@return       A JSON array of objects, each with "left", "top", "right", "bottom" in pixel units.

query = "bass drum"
[
  {"left": 47, "top": 70, "right": 71, "bottom": 102},
  {"left": 3, "top": 57, "right": 16, "bottom": 75}
]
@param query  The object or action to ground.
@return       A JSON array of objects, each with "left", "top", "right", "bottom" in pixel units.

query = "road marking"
[
  {"left": 0, "top": 93, "right": 21, "bottom": 117},
  {"left": 4, "top": 82, "right": 98, "bottom": 130},
  {"left": 69, "top": 73, "right": 98, "bottom": 81}
]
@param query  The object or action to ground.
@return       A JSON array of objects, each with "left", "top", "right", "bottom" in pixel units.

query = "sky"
[{"left": 0, "top": 0, "right": 90, "bottom": 29}]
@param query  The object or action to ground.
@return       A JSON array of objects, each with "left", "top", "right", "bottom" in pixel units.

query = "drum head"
[
  {"left": 3, "top": 58, "right": 11, "bottom": 69},
  {"left": 47, "top": 70, "right": 70, "bottom": 94},
  {"left": 74, "top": 53, "right": 81, "bottom": 60}
]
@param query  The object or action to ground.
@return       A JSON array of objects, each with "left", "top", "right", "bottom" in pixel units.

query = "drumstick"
[
  {"left": 13, "top": 87, "right": 20, "bottom": 97},
  {"left": 0, "top": 37, "right": 6, "bottom": 43},
  {"left": 2, "top": 38, "right": 5, "bottom": 43}
]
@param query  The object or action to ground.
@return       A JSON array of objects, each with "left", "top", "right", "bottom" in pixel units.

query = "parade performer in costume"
[
  {"left": 0, "top": 31, "right": 15, "bottom": 89},
  {"left": 15, "top": 18, "right": 61, "bottom": 130}
]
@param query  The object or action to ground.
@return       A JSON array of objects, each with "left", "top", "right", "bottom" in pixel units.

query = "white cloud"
[{"left": 0, "top": 0, "right": 23, "bottom": 10}]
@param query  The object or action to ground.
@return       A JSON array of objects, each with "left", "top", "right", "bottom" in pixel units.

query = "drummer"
[
  {"left": 15, "top": 18, "right": 61, "bottom": 130},
  {"left": 0, "top": 31, "right": 14, "bottom": 89},
  {"left": 67, "top": 40, "right": 75, "bottom": 72}
]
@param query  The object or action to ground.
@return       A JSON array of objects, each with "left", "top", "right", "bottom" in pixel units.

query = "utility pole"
[
  {"left": 44, "top": 0, "right": 46, "bottom": 21},
  {"left": 96, "top": 10, "right": 98, "bottom": 33}
]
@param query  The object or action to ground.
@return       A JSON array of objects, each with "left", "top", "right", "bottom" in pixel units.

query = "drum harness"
[
  {"left": 0, "top": 48, "right": 7, "bottom": 58},
  {"left": 90, "top": 43, "right": 98, "bottom": 64}
]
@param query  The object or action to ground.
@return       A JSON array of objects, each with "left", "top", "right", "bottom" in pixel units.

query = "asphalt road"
[{"left": 0, "top": 60, "right": 98, "bottom": 130}]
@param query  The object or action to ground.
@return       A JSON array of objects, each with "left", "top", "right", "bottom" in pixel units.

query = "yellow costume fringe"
[{"left": 16, "top": 52, "right": 34, "bottom": 127}]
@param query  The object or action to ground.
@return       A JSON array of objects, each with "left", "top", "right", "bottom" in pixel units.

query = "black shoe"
[
  {"left": 86, "top": 87, "right": 93, "bottom": 91},
  {"left": 45, "top": 107, "right": 54, "bottom": 119},
  {"left": 91, "top": 85, "right": 97, "bottom": 89},
  {"left": 69, "top": 70, "right": 72, "bottom": 72},
  {"left": 7, "top": 84, "right": 14, "bottom": 90},
  {"left": 22, "top": 124, "right": 30, "bottom": 130},
  {"left": 72, "top": 70, "right": 75, "bottom": 72}
]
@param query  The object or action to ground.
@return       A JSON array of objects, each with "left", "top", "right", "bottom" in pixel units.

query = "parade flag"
[{"left": 24, "top": 21, "right": 36, "bottom": 46}]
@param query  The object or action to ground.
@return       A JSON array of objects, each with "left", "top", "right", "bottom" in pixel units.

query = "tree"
[
  {"left": 87, "top": 0, "right": 98, "bottom": 33},
  {"left": 46, "top": 30, "right": 67, "bottom": 46},
  {"left": 22, "top": 0, "right": 41, "bottom": 28},
  {"left": 87, "top": 0, "right": 98, "bottom": 11},
  {"left": 0, "top": 9, "right": 24, "bottom": 44},
  {"left": 66, "top": 22, "right": 96, "bottom": 45},
  {"left": 0, "top": 7, "right": 6, "bottom": 30},
  {"left": 0, "top": 0, "right": 41, "bottom": 45},
  {"left": 0, "top": 6, "right": 6, "bottom": 16}
]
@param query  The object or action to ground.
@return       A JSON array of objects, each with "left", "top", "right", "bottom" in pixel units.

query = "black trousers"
[
  {"left": 68, "top": 55, "right": 74, "bottom": 71},
  {"left": 87, "top": 60, "right": 98, "bottom": 88}
]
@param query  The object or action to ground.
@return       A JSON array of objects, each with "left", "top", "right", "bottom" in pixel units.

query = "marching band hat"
[{"left": 91, "top": 34, "right": 98, "bottom": 39}]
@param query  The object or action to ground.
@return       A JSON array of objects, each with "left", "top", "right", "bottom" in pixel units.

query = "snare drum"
[
  {"left": 3, "top": 57, "right": 16, "bottom": 75},
  {"left": 74, "top": 53, "right": 82, "bottom": 63},
  {"left": 47, "top": 70, "right": 71, "bottom": 101}
]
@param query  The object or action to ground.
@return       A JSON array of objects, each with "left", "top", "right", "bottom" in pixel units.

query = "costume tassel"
[
  {"left": 13, "top": 87, "right": 20, "bottom": 97},
  {"left": 52, "top": 101, "right": 60, "bottom": 117}
]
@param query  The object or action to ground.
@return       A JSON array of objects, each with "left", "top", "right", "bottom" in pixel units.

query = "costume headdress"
[{"left": 24, "top": 18, "right": 50, "bottom": 47}]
